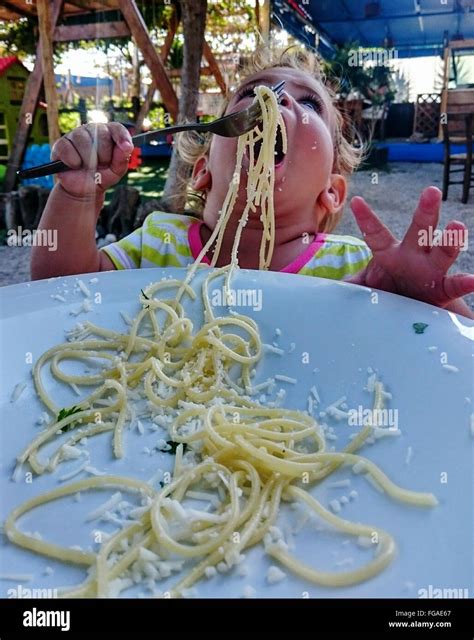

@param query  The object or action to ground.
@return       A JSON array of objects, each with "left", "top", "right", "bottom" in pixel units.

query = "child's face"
[{"left": 195, "top": 66, "right": 344, "bottom": 231}]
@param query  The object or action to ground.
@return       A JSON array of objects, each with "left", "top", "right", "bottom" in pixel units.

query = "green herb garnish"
[
  {"left": 140, "top": 289, "right": 150, "bottom": 309},
  {"left": 165, "top": 440, "right": 188, "bottom": 455},
  {"left": 56, "top": 405, "right": 83, "bottom": 432},
  {"left": 413, "top": 322, "right": 429, "bottom": 335}
]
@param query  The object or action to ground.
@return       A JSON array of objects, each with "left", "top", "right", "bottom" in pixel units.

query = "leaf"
[
  {"left": 164, "top": 441, "right": 188, "bottom": 455},
  {"left": 56, "top": 405, "right": 83, "bottom": 432},
  {"left": 413, "top": 322, "right": 429, "bottom": 334}
]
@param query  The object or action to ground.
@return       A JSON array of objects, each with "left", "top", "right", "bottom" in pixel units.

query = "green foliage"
[
  {"left": 59, "top": 111, "right": 81, "bottom": 134},
  {"left": 324, "top": 42, "right": 396, "bottom": 106},
  {"left": 146, "top": 106, "right": 168, "bottom": 128},
  {"left": 0, "top": 18, "right": 68, "bottom": 63},
  {"left": 0, "top": 18, "right": 37, "bottom": 58},
  {"left": 168, "top": 39, "right": 184, "bottom": 70}
]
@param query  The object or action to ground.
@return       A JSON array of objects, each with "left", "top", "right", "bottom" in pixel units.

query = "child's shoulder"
[
  {"left": 142, "top": 210, "right": 200, "bottom": 234},
  {"left": 298, "top": 232, "right": 371, "bottom": 279},
  {"left": 322, "top": 233, "right": 370, "bottom": 252}
]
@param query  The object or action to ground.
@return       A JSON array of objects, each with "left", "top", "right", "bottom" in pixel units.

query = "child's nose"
[{"left": 278, "top": 91, "right": 293, "bottom": 110}]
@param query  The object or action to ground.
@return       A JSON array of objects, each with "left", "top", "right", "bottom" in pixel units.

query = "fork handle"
[
  {"left": 16, "top": 122, "right": 211, "bottom": 180},
  {"left": 17, "top": 159, "right": 69, "bottom": 179}
]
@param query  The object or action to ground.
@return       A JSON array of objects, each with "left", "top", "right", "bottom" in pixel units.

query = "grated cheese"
[
  {"left": 10, "top": 382, "right": 27, "bottom": 403},
  {"left": 266, "top": 566, "right": 286, "bottom": 584}
]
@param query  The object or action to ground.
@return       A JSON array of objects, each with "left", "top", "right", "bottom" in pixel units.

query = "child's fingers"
[
  {"left": 401, "top": 186, "right": 441, "bottom": 252},
  {"left": 51, "top": 136, "right": 82, "bottom": 169},
  {"left": 350, "top": 196, "right": 397, "bottom": 255},
  {"left": 66, "top": 125, "right": 99, "bottom": 170},
  {"left": 428, "top": 221, "right": 466, "bottom": 273},
  {"left": 107, "top": 122, "right": 134, "bottom": 177},
  {"left": 442, "top": 273, "right": 474, "bottom": 301},
  {"left": 86, "top": 123, "right": 113, "bottom": 167},
  {"left": 107, "top": 122, "right": 134, "bottom": 154}
]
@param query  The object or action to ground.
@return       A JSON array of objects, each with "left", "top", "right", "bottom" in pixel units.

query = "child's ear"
[
  {"left": 192, "top": 156, "right": 212, "bottom": 191},
  {"left": 317, "top": 174, "right": 347, "bottom": 215}
]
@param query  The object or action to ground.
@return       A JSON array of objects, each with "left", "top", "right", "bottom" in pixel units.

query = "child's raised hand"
[
  {"left": 346, "top": 186, "right": 474, "bottom": 314},
  {"left": 51, "top": 123, "right": 134, "bottom": 198}
]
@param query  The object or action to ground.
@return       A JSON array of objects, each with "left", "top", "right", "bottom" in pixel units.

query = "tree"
[{"left": 160, "top": 0, "right": 207, "bottom": 212}]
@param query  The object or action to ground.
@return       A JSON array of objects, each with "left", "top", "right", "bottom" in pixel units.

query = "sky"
[{"left": 50, "top": 44, "right": 444, "bottom": 104}]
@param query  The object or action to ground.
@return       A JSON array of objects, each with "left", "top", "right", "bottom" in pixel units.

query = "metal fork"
[{"left": 17, "top": 81, "right": 285, "bottom": 180}]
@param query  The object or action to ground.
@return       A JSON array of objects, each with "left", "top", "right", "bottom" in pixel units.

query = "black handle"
[
  {"left": 17, "top": 160, "right": 68, "bottom": 179},
  {"left": 16, "top": 124, "right": 205, "bottom": 180}
]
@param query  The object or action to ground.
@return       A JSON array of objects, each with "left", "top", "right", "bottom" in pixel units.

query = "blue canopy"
[{"left": 272, "top": 0, "right": 474, "bottom": 58}]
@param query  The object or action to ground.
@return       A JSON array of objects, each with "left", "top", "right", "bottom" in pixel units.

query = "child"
[{"left": 31, "top": 48, "right": 473, "bottom": 319}]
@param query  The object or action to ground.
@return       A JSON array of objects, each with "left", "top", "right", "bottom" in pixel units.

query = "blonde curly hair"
[{"left": 176, "top": 46, "right": 365, "bottom": 233}]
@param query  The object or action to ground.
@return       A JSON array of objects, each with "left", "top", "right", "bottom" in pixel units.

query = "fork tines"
[{"left": 249, "top": 81, "right": 285, "bottom": 119}]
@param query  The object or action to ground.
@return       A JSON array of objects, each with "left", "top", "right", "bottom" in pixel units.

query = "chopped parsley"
[
  {"left": 413, "top": 322, "right": 429, "bottom": 335},
  {"left": 56, "top": 405, "right": 83, "bottom": 432},
  {"left": 164, "top": 440, "right": 188, "bottom": 455},
  {"left": 141, "top": 289, "right": 150, "bottom": 309}
]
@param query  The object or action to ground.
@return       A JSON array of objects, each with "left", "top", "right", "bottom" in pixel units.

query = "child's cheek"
[
  {"left": 301, "top": 120, "right": 334, "bottom": 173},
  {"left": 209, "top": 136, "right": 238, "bottom": 177}
]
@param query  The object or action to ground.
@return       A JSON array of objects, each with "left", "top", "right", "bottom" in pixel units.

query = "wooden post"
[
  {"left": 4, "top": 0, "right": 63, "bottom": 193},
  {"left": 135, "top": 8, "right": 179, "bottom": 131},
  {"left": 439, "top": 44, "right": 450, "bottom": 139},
  {"left": 203, "top": 40, "right": 227, "bottom": 94},
  {"left": 37, "top": 0, "right": 60, "bottom": 148},
  {"left": 118, "top": 0, "right": 178, "bottom": 121},
  {"left": 260, "top": 0, "right": 270, "bottom": 44}
]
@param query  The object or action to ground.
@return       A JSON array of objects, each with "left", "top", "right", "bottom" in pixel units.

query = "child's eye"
[
  {"left": 299, "top": 93, "right": 323, "bottom": 113},
  {"left": 234, "top": 85, "right": 257, "bottom": 101}
]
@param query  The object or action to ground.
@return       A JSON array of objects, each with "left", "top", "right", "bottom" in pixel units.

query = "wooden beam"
[
  {"left": 4, "top": 0, "right": 63, "bottom": 193},
  {"left": 54, "top": 21, "right": 130, "bottom": 42},
  {"left": 161, "top": 8, "right": 179, "bottom": 64},
  {"left": 118, "top": 0, "right": 178, "bottom": 121},
  {"left": 203, "top": 40, "right": 227, "bottom": 94},
  {"left": 168, "top": 67, "right": 213, "bottom": 78},
  {"left": 64, "top": 0, "right": 119, "bottom": 10},
  {"left": 260, "top": 0, "right": 270, "bottom": 43},
  {"left": 449, "top": 39, "right": 474, "bottom": 49},
  {"left": 0, "top": 1, "right": 36, "bottom": 19},
  {"left": 38, "top": 0, "right": 60, "bottom": 150},
  {"left": 135, "top": 8, "right": 179, "bottom": 130}
]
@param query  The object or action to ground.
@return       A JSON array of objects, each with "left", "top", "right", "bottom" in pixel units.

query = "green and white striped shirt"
[{"left": 100, "top": 212, "right": 372, "bottom": 279}]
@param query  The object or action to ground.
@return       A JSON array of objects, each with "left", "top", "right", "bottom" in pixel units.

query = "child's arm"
[
  {"left": 31, "top": 123, "right": 133, "bottom": 280},
  {"left": 346, "top": 187, "right": 474, "bottom": 320}
]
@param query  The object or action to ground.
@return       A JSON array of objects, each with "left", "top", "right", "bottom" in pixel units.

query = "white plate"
[{"left": 0, "top": 268, "right": 473, "bottom": 599}]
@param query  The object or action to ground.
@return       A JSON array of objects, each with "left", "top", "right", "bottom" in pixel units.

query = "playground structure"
[
  {"left": 0, "top": 56, "right": 48, "bottom": 163},
  {"left": 0, "top": 0, "right": 228, "bottom": 194}
]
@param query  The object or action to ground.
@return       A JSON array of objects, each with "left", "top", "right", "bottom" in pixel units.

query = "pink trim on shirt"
[
  {"left": 189, "top": 221, "right": 211, "bottom": 264},
  {"left": 280, "top": 233, "right": 326, "bottom": 273},
  {"left": 189, "top": 220, "right": 326, "bottom": 273}
]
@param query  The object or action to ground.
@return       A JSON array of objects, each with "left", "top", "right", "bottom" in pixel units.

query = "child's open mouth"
[
  {"left": 251, "top": 126, "right": 286, "bottom": 167},
  {"left": 274, "top": 128, "right": 286, "bottom": 166}
]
